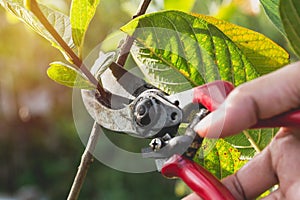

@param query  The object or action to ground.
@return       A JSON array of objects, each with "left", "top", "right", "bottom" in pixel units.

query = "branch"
[
  {"left": 67, "top": 122, "right": 101, "bottom": 200},
  {"left": 116, "top": 0, "right": 152, "bottom": 66},
  {"left": 67, "top": 1, "right": 152, "bottom": 200}
]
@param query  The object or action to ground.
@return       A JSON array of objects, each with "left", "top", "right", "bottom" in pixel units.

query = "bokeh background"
[{"left": 0, "top": 0, "right": 288, "bottom": 199}]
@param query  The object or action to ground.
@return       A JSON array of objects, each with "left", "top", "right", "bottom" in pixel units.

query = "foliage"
[
  {"left": 194, "top": 14, "right": 289, "bottom": 73},
  {"left": 121, "top": 10, "right": 288, "bottom": 91},
  {"left": 279, "top": 0, "right": 300, "bottom": 58},
  {"left": 260, "top": 0, "right": 284, "bottom": 34},
  {"left": 164, "top": 0, "right": 195, "bottom": 12},
  {"left": 261, "top": 0, "right": 300, "bottom": 58},
  {"left": 0, "top": 0, "right": 298, "bottom": 199},
  {"left": 47, "top": 62, "right": 96, "bottom": 89},
  {"left": 70, "top": 0, "right": 100, "bottom": 56},
  {"left": 195, "top": 139, "right": 247, "bottom": 179}
]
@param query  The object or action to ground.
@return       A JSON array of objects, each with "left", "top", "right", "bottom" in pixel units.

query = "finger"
[
  {"left": 221, "top": 144, "right": 278, "bottom": 199},
  {"left": 269, "top": 127, "right": 300, "bottom": 199},
  {"left": 194, "top": 61, "right": 300, "bottom": 138}
]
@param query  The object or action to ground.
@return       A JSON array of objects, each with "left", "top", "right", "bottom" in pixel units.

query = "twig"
[
  {"left": 67, "top": 1, "right": 152, "bottom": 200},
  {"left": 117, "top": 0, "right": 152, "bottom": 66},
  {"left": 67, "top": 122, "right": 101, "bottom": 200}
]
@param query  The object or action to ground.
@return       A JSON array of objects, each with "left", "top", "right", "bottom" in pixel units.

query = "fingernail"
[
  {"left": 193, "top": 109, "right": 226, "bottom": 138},
  {"left": 193, "top": 114, "right": 212, "bottom": 137}
]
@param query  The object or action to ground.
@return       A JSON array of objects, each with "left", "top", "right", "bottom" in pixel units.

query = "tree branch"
[
  {"left": 67, "top": 122, "right": 100, "bottom": 200},
  {"left": 116, "top": 0, "right": 152, "bottom": 66},
  {"left": 67, "top": 1, "right": 152, "bottom": 199}
]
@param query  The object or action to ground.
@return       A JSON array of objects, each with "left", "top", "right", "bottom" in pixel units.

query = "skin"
[{"left": 183, "top": 62, "right": 300, "bottom": 199}]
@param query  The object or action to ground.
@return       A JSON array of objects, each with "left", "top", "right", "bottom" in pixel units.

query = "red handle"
[
  {"left": 192, "top": 80, "right": 234, "bottom": 111},
  {"left": 161, "top": 154, "right": 235, "bottom": 200},
  {"left": 252, "top": 109, "right": 300, "bottom": 128},
  {"left": 193, "top": 80, "right": 300, "bottom": 128}
]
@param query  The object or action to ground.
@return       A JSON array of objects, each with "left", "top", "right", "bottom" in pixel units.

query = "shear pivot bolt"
[
  {"left": 135, "top": 99, "right": 155, "bottom": 127},
  {"left": 137, "top": 105, "right": 146, "bottom": 115},
  {"left": 150, "top": 138, "right": 162, "bottom": 151}
]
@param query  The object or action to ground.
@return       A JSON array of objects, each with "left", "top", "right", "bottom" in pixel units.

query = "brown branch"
[
  {"left": 116, "top": 0, "right": 152, "bottom": 66},
  {"left": 67, "top": 1, "right": 152, "bottom": 200},
  {"left": 67, "top": 122, "right": 101, "bottom": 200}
]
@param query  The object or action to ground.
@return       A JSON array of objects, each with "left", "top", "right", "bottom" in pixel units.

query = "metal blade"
[
  {"left": 109, "top": 62, "right": 158, "bottom": 97},
  {"left": 82, "top": 88, "right": 182, "bottom": 138},
  {"left": 82, "top": 89, "right": 137, "bottom": 134}
]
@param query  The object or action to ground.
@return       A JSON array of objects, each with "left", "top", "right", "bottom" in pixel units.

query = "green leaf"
[
  {"left": 164, "top": 0, "right": 195, "bottom": 12},
  {"left": 260, "top": 0, "right": 285, "bottom": 34},
  {"left": 47, "top": 62, "right": 95, "bottom": 89},
  {"left": 70, "top": 0, "right": 100, "bottom": 50},
  {"left": 194, "top": 139, "right": 247, "bottom": 179},
  {"left": 280, "top": 0, "right": 300, "bottom": 58},
  {"left": 121, "top": 10, "right": 288, "bottom": 93},
  {"left": 122, "top": 11, "right": 258, "bottom": 92},
  {"left": 0, "top": 0, "right": 75, "bottom": 55},
  {"left": 194, "top": 14, "right": 289, "bottom": 74}
]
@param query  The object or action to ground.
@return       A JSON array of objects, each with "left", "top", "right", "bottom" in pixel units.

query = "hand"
[{"left": 185, "top": 62, "right": 300, "bottom": 199}]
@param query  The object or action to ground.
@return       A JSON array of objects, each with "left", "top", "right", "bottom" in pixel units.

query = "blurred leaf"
[
  {"left": 70, "top": 0, "right": 100, "bottom": 51},
  {"left": 24, "top": 0, "right": 31, "bottom": 10},
  {"left": 280, "top": 0, "right": 300, "bottom": 58},
  {"left": 164, "top": 0, "right": 195, "bottom": 12},
  {"left": 195, "top": 139, "right": 247, "bottom": 179},
  {"left": 174, "top": 180, "right": 191, "bottom": 197},
  {"left": 47, "top": 62, "right": 95, "bottom": 89},
  {"left": 194, "top": 14, "right": 289, "bottom": 74},
  {"left": 0, "top": 0, "right": 75, "bottom": 56},
  {"left": 260, "top": 0, "right": 285, "bottom": 34},
  {"left": 214, "top": 3, "right": 238, "bottom": 21}
]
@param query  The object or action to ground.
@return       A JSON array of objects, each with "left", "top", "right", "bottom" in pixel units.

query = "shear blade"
[{"left": 109, "top": 62, "right": 158, "bottom": 97}]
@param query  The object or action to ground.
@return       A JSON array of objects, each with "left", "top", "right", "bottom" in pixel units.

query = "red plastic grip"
[
  {"left": 161, "top": 154, "right": 235, "bottom": 200},
  {"left": 193, "top": 80, "right": 300, "bottom": 128},
  {"left": 192, "top": 80, "right": 234, "bottom": 111},
  {"left": 252, "top": 109, "right": 300, "bottom": 128}
]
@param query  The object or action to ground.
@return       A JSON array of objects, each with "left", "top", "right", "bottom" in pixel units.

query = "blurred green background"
[{"left": 0, "top": 0, "right": 289, "bottom": 199}]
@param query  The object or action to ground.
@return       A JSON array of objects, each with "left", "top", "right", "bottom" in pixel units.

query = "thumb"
[{"left": 194, "top": 61, "right": 300, "bottom": 138}]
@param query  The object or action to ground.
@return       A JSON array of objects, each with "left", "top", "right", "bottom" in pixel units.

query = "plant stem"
[
  {"left": 67, "top": 122, "right": 101, "bottom": 200},
  {"left": 28, "top": 0, "right": 107, "bottom": 99},
  {"left": 117, "top": 0, "right": 152, "bottom": 66},
  {"left": 67, "top": 1, "right": 152, "bottom": 199},
  {"left": 243, "top": 130, "right": 261, "bottom": 153}
]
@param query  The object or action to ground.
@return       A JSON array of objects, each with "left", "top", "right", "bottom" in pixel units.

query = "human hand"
[{"left": 184, "top": 62, "right": 300, "bottom": 199}]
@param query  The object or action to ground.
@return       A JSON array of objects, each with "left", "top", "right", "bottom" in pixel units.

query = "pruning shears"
[{"left": 82, "top": 62, "right": 300, "bottom": 200}]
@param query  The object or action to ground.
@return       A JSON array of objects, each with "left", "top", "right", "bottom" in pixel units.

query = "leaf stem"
[
  {"left": 243, "top": 130, "right": 261, "bottom": 153},
  {"left": 28, "top": 0, "right": 107, "bottom": 99}
]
